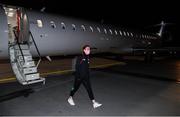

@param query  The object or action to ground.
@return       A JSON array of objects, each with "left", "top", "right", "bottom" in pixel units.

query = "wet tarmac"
[{"left": 0, "top": 57, "right": 180, "bottom": 116}]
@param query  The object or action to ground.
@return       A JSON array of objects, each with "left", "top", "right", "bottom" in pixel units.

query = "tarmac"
[{"left": 0, "top": 56, "right": 180, "bottom": 116}]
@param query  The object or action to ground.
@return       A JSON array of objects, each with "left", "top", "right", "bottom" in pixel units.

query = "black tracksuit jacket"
[{"left": 70, "top": 54, "right": 94, "bottom": 100}]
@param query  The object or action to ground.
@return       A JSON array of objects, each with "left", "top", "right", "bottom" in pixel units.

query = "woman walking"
[{"left": 68, "top": 45, "right": 102, "bottom": 109}]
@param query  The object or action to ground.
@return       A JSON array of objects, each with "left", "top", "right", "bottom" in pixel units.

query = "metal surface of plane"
[{"left": 0, "top": 4, "right": 163, "bottom": 85}]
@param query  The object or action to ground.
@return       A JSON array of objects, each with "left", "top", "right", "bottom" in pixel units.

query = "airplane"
[{"left": 0, "top": 4, "right": 168, "bottom": 85}]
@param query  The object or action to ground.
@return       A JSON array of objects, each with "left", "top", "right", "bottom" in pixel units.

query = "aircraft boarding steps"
[{"left": 9, "top": 44, "right": 45, "bottom": 85}]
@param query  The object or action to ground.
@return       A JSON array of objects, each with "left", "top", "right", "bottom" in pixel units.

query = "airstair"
[{"left": 9, "top": 31, "right": 45, "bottom": 85}]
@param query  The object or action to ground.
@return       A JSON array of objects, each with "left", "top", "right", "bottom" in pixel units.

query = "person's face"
[{"left": 83, "top": 47, "right": 90, "bottom": 55}]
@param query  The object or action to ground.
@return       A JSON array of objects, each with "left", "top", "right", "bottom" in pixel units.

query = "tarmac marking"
[
  {"left": 0, "top": 77, "right": 16, "bottom": 83},
  {"left": 0, "top": 62, "right": 125, "bottom": 84}
]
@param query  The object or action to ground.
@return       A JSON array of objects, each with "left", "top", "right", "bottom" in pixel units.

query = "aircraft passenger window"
[
  {"left": 50, "top": 21, "right": 56, "bottom": 28},
  {"left": 119, "top": 31, "right": 122, "bottom": 36},
  {"left": 90, "top": 26, "right": 93, "bottom": 32},
  {"left": 126, "top": 32, "right": 128, "bottom": 36},
  {"left": 97, "top": 27, "right": 101, "bottom": 33},
  {"left": 104, "top": 28, "right": 107, "bottom": 34},
  {"left": 72, "top": 24, "right": 76, "bottom": 31},
  {"left": 142, "top": 35, "right": 144, "bottom": 38},
  {"left": 123, "top": 31, "right": 126, "bottom": 36},
  {"left": 135, "top": 34, "right": 138, "bottom": 38},
  {"left": 37, "top": 20, "right": 43, "bottom": 28},
  {"left": 81, "top": 25, "right": 86, "bottom": 31},
  {"left": 109, "top": 29, "right": 113, "bottom": 35},
  {"left": 61, "top": 22, "right": 66, "bottom": 30},
  {"left": 127, "top": 32, "right": 129, "bottom": 36},
  {"left": 130, "top": 33, "right": 133, "bottom": 37},
  {"left": 81, "top": 25, "right": 85, "bottom": 31},
  {"left": 115, "top": 30, "right": 118, "bottom": 35}
]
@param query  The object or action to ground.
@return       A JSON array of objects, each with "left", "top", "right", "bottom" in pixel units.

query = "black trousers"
[{"left": 70, "top": 76, "right": 95, "bottom": 100}]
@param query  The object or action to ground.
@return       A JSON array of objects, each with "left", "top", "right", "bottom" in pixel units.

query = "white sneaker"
[
  {"left": 93, "top": 101, "right": 102, "bottom": 108},
  {"left": 68, "top": 96, "right": 75, "bottom": 106}
]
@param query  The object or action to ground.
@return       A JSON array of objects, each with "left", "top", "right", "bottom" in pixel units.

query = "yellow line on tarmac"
[
  {"left": 90, "top": 62, "right": 126, "bottom": 69},
  {"left": 41, "top": 69, "right": 73, "bottom": 76},
  {"left": 0, "top": 77, "right": 16, "bottom": 83},
  {"left": 0, "top": 62, "right": 125, "bottom": 84}
]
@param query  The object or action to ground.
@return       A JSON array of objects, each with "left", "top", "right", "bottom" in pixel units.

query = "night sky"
[{"left": 0, "top": 0, "right": 179, "bottom": 46}]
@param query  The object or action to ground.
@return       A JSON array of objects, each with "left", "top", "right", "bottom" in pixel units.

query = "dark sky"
[{"left": 0, "top": 0, "right": 179, "bottom": 46}]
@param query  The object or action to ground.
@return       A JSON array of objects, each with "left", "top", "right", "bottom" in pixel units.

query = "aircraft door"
[{"left": 17, "top": 8, "right": 30, "bottom": 43}]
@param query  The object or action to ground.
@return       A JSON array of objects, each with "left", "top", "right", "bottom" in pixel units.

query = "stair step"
[
  {"left": 14, "top": 44, "right": 29, "bottom": 50},
  {"left": 16, "top": 50, "right": 31, "bottom": 56},
  {"left": 23, "top": 67, "right": 37, "bottom": 74},
  {"left": 22, "top": 77, "right": 45, "bottom": 85},
  {"left": 9, "top": 44, "right": 46, "bottom": 85},
  {"left": 21, "top": 61, "right": 35, "bottom": 68},
  {"left": 25, "top": 73, "right": 40, "bottom": 81},
  {"left": 18, "top": 55, "right": 33, "bottom": 62}
]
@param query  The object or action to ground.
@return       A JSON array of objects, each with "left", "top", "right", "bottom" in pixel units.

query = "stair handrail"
[
  {"left": 13, "top": 30, "right": 25, "bottom": 63},
  {"left": 29, "top": 31, "right": 42, "bottom": 68}
]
